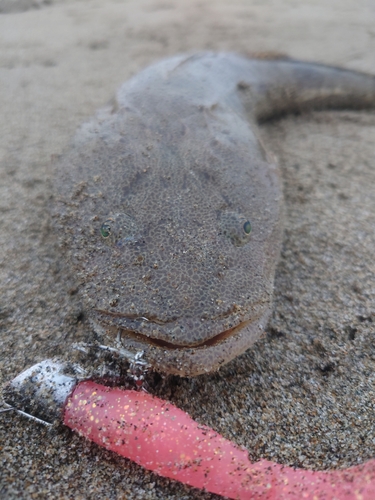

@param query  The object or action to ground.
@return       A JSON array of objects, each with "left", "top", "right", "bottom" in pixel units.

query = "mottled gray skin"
[{"left": 54, "top": 53, "right": 375, "bottom": 376}]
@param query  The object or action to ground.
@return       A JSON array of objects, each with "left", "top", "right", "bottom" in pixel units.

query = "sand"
[{"left": 1, "top": 0, "right": 375, "bottom": 498}]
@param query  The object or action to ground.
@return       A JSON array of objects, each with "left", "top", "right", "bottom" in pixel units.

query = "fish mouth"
[
  {"left": 93, "top": 308, "right": 257, "bottom": 349},
  {"left": 91, "top": 306, "right": 271, "bottom": 376},
  {"left": 122, "top": 319, "right": 252, "bottom": 349}
]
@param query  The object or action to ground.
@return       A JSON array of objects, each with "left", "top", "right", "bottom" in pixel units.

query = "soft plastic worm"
[{"left": 64, "top": 381, "right": 375, "bottom": 499}]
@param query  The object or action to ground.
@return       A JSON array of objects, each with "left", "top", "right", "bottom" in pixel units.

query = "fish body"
[{"left": 54, "top": 53, "right": 375, "bottom": 376}]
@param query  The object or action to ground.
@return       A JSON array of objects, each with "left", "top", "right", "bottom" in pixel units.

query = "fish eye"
[
  {"left": 100, "top": 220, "right": 113, "bottom": 238},
  {"left": 243, "top": 220, "right": 251, "bottom": 234},
  {"left": 100, "top": 213, "right": 139, "bottom": 245},
  {"left": 219, "top": 211, "right": 252, "bottom": 247}
]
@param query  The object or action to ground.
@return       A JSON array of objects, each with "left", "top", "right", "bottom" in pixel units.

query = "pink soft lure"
[{"left": 64, "top": 381, "right": 375, "bottom": 499}]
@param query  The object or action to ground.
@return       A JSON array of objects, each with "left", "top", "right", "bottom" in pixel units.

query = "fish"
[{"left": 53, "top": 52, "right": 375, "bottom": 376}]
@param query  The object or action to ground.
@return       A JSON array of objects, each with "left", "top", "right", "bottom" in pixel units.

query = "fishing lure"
[{"left": 3, "top": 359, "right": 375, "bottom": 499}]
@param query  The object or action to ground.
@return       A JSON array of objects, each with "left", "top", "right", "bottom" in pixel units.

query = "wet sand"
[{"left": 1, "top": 0, "right": 375, "bottom": 498}]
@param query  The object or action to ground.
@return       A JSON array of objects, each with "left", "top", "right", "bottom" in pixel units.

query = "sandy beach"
[{"left": 1, "top": 0, "right": 375, "bottom": 498}]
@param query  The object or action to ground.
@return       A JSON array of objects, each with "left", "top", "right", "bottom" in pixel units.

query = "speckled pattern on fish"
[{"left": 53, "top": 53, "right": 375, "bottom": 376}]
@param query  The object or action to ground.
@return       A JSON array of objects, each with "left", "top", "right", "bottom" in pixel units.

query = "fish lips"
[{"left": 89, "top": 304, "right": 271, "bottom": 376}]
